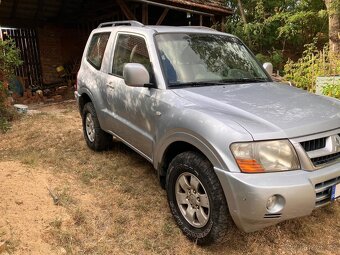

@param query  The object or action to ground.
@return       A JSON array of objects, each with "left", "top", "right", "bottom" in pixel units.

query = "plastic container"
[{"left": 13, "top": 104, "right": 28, "bottom": 114}]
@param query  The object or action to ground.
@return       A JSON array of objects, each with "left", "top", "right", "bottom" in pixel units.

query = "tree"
[
  {"left": 324, "top": 0, "right": 340, "bottom": 53},
  {"left": 236, "top": 0, "right": 247, "bottom": 24},
  {"left": 225, "top": 0, "right": 329, "bottom": 68}
]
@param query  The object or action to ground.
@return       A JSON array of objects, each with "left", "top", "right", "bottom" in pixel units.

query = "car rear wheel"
[
  {"left": 82, "top": 102, "right": 113, "bottom": 151},
  {"left": 166, "top": 151, "right": 231, "bottom": 245}
]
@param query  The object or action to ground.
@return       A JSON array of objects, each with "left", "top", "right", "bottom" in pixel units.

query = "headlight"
[{"left": 230, "top": 140, "right": 300, "bottom": 173}]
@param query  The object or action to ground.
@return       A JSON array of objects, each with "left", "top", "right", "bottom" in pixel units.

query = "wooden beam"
[
  {"left": 142, "top": 3, "right": 148, "bottom": 25},
  {"left": 10, "top": 0, "right": 19, "bottom": 19},
  {"left": 130, "top": 0, "right": 219, "bottom": 16},
  {"left": 156, "top": 8, "right": 169, "bottom": 25},
  {"left": 116, "top": 0, "right": 136, "bottom": 20},
  {"left": 0, "top": 18, "right": 42, "bottom": 28}
]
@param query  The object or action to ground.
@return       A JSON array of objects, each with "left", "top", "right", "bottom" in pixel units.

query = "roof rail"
[
  {"left": 180, "top": 26, "right": 216, "bottom": 31},
  {"left": 98, "top": 20, "right": 144, "bottom": 28}
]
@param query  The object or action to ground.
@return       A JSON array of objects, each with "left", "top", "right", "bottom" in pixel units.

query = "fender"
[
  {"left": 78, "top": 86, "right": 109, "bottom": 129},
  {"left": 78, "top": 87, "right": 95, "bottom": 106},
  {"left": 154, "top": 130, "right": 228, "bottom": 173}
]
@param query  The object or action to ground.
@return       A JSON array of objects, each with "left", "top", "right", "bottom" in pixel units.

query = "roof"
[
  {"left": 147, "top": 0, "right": 233, "bottom": 15},
  {"left": 0, "top": 0, "right": 233, "bottom": 28}
]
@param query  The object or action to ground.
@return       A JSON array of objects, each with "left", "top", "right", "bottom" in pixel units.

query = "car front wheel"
[{"left": 166, "top": 151, "right": 231, "bottom": 245}]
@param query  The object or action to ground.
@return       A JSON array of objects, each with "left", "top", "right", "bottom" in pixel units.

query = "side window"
[
  {"left": 86, "top": 32, "right": 110, "bottom": 70},
  {"left": 112, "top": 34, "right": 152, "bottom": 77}
]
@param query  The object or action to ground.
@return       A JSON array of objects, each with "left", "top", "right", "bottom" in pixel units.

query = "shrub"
[
  {"left": 0, "top": 38, "right": 22, "bottom": 132},
  {"left": 322, "top": 84, "right": 340, "bottom": 99},
  {"left": 284, "top": 41, "right": 340, "bottom": 94},
  {"left": 256, "top": 50, "right": 284, "bottom": 73}
]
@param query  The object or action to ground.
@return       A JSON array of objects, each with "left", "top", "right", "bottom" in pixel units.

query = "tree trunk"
[
  {"left": 237, "top": 0, "right": 247, "bottom": 24},
  {"left": 325, "top": 0, "right": 340, "bottom": 53}
]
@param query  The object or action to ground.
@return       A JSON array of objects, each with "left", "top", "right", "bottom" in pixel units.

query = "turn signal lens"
[{"left": 236, "top": 159, "right": 264, "bottom": 173}]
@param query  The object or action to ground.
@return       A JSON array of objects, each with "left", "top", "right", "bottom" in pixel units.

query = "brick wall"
[
  {"left": 38, "top": 25, "right": 63, "bottom": 84},
  {"left": 38, "top": 25, "right": 88, "bottom": 84},
  {"left": 60, "top": 27, "right": 88, "bottom": 67}
]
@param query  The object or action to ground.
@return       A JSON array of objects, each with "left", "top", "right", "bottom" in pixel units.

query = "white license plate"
[{"left": 331, "top": 183, "right": 340, "bottom": 200}]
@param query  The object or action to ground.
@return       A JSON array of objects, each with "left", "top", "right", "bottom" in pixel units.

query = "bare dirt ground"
[
  {"left": 0, "top": 101, "right": 339, "bottom": 255},
  {"left": 0, "top": 161, "right": 69, "bottom": 255}
]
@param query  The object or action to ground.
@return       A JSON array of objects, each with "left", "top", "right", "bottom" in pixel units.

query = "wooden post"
[
  {"left": 221, "top": 16, "right": 225, "bottom": 32},
  {"left": 200, "top": 15, "right": 203, "bottom": 26},
  {"left": 142, "top": 3, "right": 149, "bottom": 25},
  {"left": 211, "top": 16, "right": 216, "bottom": 24}
]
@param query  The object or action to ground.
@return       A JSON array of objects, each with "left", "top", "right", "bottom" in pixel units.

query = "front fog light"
[
  {"left": 266, "top": 195, "right": 285, "bottom": 213},
  {"left": 266, "top": 195, "right": 277, "bottom": 210}
]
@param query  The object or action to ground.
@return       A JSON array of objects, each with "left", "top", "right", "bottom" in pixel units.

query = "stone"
[{"left": 15, "top": 200, "right": 23, "bottom": 205}]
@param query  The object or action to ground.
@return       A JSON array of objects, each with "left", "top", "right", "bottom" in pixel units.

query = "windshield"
[{"left": 155, "top": 33, "right": 270, "bottom": 87}]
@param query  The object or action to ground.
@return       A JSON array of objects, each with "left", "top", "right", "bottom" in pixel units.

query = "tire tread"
[{"left": 166, "top": 151, "right": 231, "bottom": 245}]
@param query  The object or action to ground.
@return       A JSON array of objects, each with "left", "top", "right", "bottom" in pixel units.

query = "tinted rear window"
[{"left": 86, "top": 32, "right": 110, "bottom": 70}]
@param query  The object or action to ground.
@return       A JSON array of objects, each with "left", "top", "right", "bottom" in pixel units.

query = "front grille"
[
  {"left": 300, "top": 137, "right": 327, "bottom": 152},
  {"left": 311, "top": 152, "right": 340, "bottom": 166},
  {"left": 315, "top": 176, "right": 340, "bottom": 207}
]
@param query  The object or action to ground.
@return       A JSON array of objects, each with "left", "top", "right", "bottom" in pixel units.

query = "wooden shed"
[{"left": 0, "top": 0, "right": 233, "bottom": 89}]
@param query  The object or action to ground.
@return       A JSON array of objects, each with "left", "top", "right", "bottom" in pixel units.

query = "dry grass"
[{"left": 0, "top": 101, "right": 339, "bottom": 255}]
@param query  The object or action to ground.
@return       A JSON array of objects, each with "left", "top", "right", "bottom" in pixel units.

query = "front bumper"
[{"left": 215, "top": 163, "right": 340, "bottom": 232}]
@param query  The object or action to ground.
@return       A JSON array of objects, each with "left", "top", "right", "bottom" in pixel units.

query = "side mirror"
[
  {"left": 123, "top": 63, "right": 150, "bottom": 87},
  {"left": 263, "top": 62, "right": 273, "bottom": 75}
]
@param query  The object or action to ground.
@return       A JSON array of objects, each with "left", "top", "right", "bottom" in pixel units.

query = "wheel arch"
[
  {"left": 155, "top": 133, "right": 226, "bottom": 188},
  {"left": 78, "top": 91, "right": 93, "bottom": 114}
]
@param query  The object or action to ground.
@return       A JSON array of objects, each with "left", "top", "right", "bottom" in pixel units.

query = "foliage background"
[
  {"left": 224, "top": 0, "right": 339, "bottom": 98},
  {"left": 284, "top": 42, "right": 340, "bottom": 96},
  {"left": 0, "top": 39, "right": 22, "bottom": 132},
  {"left": 225, "top": 0, "right": 329, "bottom": 68}
]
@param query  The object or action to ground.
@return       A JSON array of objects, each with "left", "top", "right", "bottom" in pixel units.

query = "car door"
[{"left": 104, "top": 33, "right": 156, "bottom": 160}]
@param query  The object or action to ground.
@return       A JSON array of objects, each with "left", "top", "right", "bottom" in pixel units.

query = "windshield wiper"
[
  {"left": 168, "top": 81, "right": 226, "bottom": 88},
  {"left": 168, "top": 78, "right": 269, "bottom": 88},
  {"left": 219, "top": 78, "right": 269, "bottom": 83}
]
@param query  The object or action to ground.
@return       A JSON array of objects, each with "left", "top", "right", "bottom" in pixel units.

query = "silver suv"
[{"left": 76, "top": 21, "right": 340, "bottom": 244}]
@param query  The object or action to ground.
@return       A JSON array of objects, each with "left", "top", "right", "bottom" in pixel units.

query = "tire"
[
  {"left": 82, "top": 102, "right": 113, "bottom": 151},
  {"left": 166, "top": 151, "right": 231, "bottom": 245}
]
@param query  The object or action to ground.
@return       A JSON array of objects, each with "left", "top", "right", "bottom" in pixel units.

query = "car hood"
[{"left": 173, "top": 82, "right": 340, "bottom": 140}]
